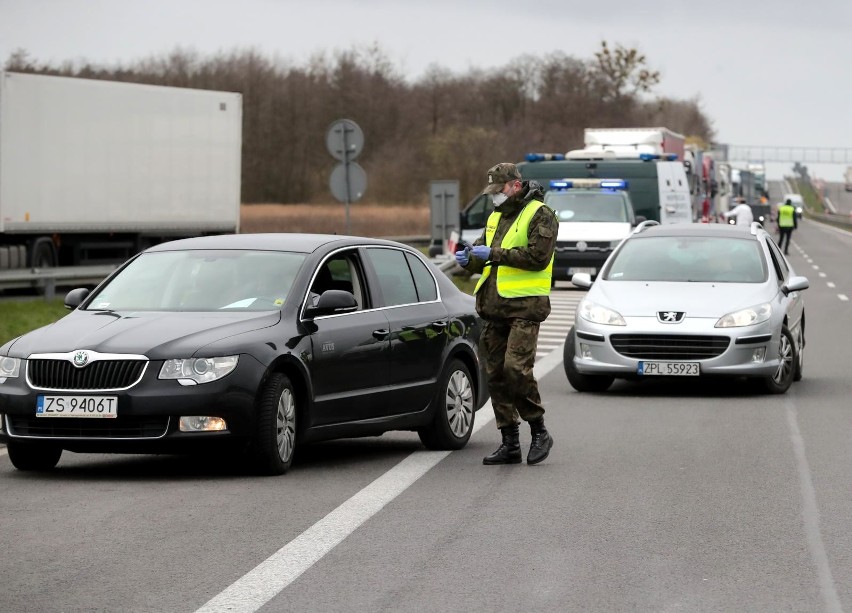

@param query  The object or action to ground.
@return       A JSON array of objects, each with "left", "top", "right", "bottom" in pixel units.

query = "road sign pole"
[{"left": 343, "top": 128, "right": 351, "bottom": 235}]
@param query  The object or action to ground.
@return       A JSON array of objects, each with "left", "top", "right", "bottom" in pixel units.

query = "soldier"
[
  {"left": 455, "top": 163, "right": 559, "bottom": 465},
  {"left": 777, "top": 198, "right": 798, "bottom": 255}
]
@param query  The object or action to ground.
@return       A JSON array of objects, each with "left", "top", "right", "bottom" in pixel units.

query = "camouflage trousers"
[{"left": 480, "top": 318, "right": 545, "bottom": 429}]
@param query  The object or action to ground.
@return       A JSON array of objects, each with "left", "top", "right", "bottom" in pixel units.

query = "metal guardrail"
[{"left": 0, "top": 265, "right": 118, "bottom": 299}]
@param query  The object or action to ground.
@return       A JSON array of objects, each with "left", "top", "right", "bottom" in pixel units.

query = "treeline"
[{"left": 5, "top": 43, "right": 714, "bottom": 205}]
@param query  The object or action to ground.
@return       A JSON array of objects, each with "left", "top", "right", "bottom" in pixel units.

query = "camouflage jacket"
[{"left": 465, "top": 181, "right": 558, "bottom": 322}]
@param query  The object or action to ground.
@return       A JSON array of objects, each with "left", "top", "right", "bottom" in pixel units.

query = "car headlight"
[
  {"left": 580, "top": 300, "right": 626, "bottom": 326},
  {"left": 0, "top": 356, "right": 21, "bottom": 383},
  {"left": 159, "top": 356, "right": 239, "bottom": 385},
  {"left": 715, "top": 303, "right": 771, "bottom": 328}
]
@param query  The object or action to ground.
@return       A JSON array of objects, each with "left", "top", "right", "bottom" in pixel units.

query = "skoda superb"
[
  {"left": 0, "top": 234, "right": 487, "bottom": 474},
  {"left": 565, "top": 221, "right": 808, "bottom": 394}
]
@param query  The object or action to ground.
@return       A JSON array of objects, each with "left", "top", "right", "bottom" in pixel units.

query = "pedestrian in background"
[
  {"left": 777, "top": 198, "right": 798, "bottom": 255},
  {"left": 455, "top": 163, "right": 559, "bottom": 465},
  {"left": 723, "top": 197, "right": 754, "bottom": 226}
]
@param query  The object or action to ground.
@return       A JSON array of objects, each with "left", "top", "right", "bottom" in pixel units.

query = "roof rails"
[{"left": 632, "top": 220, "right": 660, "bottom": 234}]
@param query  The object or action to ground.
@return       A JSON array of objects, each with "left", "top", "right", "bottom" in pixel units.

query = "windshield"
[
  {"left": 544, "top": 191, "right": 631, "bottom": 222},
  {"left": 86, "top": 250, "right": 307, "bottom": 311},
  {"left": 605, "top": 236, "right": 767, "bottom": 283}
]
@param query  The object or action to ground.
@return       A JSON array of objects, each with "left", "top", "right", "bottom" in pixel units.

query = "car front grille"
[
  {"left": 28, "top": 359, "right": 147, "bottom": 390},
  {"left": 610, "top": 334, "right": 730, "bottom": 360},
  {"left": 7, "top": 415, "right": 169, "bottom": 439}
]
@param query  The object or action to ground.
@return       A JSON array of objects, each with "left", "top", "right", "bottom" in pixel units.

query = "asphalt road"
[{"left": 1, "top": 220, "right": 851, "bottom": 612}]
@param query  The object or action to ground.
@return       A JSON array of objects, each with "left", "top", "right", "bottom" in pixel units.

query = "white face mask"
[{"left": 491, "top": 192, "right": 508, "bottom": 207}]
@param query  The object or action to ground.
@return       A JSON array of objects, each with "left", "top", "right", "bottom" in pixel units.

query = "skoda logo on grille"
[
  {"left": 657, "top": 311, "right": 685, "bottom": 324},
  {"left": 576, "top": 240, "right": 588, "bottom": 252},
  {"left": 72, "top": 350, "right": 90, "bottom": 368}
]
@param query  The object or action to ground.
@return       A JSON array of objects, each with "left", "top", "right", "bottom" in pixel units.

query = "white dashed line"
[
  {"left": 786, "top": 398, "right": 843, "bottom": 612},
  {"left": 827, "top": 282, "right": 836, "bottom": 289},
  {"left": 839, "top": 294, "right": 849, "bottom": 302},
  {"left": 196, "top": 347, "right": 567, "bottom": 613},
  {"left": 812, "top": 265, "right": 820, "bottom": 270},
  {"left": 819, "top": 272, "right": 827, "bottom": 278}
]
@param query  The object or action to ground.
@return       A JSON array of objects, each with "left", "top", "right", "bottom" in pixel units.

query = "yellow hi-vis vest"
[
  {"left": 778, "top": 204, "right": 795, "bottom": 228},
  {"left": 474, "top": 200, "right": 554, "bottom": 297}
]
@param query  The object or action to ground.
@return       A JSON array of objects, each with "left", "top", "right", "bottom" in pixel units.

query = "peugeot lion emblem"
[
  {"left": 657, "top": 311, "right": 685, "bottom": 324},
  {"left": 576, "top": 240, "right": 588, "bottom": 252},
  {"left": 72, "top": 350, "right": 90, "bottom": 367}
]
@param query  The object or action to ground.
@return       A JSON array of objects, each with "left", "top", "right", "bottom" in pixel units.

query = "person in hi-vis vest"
[
  {"left": 777, "top": 198, "right": 798, "bottom": 255},
  {"left": 455, "top": 163, "right": 558, "bottom": 465}
]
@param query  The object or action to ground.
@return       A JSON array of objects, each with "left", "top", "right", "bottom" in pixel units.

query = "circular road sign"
[
  {"left": 326, "top": 119, "right": 364, "bottom": 161},
  {"left": 330, "top": 162, "right": 367, "bottom": 203}
]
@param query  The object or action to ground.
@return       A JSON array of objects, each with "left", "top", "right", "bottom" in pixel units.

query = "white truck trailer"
[
  {"left": 0, "top": 71, "right": 242, "bottom": 269},
  {"left": 583, "top": 127, "right": 686, "bottom": 161}
]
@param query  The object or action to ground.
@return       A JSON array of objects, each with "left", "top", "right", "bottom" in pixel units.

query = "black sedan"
[{"left": 0, "top": 234, "right": 488, "bottom": 475}]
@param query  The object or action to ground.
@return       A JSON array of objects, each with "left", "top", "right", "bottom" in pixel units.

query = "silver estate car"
[{"left": 565, "top": 221, "right": 808, "bottom": 394}]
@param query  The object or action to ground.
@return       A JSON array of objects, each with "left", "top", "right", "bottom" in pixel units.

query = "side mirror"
[
  {"left": 571, "top": 273, "right": 593, "bottom": 289},
  {"left": 782, "top": 276, "right": 809, "bottom": 296},
  {"left": 64, "top": 288, "right": 90, "bottom": 309},
  {"left": 304, "top": 289, "right": 358, "bottom": 318}
]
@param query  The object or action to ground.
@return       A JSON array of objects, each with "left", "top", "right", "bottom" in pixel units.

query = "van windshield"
[{"left": 544, "top": 192, "right": 630, "bottom": 222}]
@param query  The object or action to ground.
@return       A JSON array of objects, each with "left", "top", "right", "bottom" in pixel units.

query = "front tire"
[
  {"left": 250, "top": 372, "right": 297, "bottom": 475},
  {"left": 793, "top": 320, "right": 805, "bottom": 382},
  {"left": 761, "top": 325, "right": 796, "bottom": 394},
  {"left": 564, "top": 328, "right": 614, "bottom": 392},
  {"left": 418, "top": 358, "right": 475, "bottom": 450},
  {"left": 7, "top": 441, "right": 62, "bottom": 471}
]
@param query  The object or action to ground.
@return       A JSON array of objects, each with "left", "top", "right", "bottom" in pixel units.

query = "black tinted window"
[
  {"left": 366, "top": 248, "right": 419, "bottom": 306},
  {"left": 405, "top": 252, "right": 438, "bottom": 302}
]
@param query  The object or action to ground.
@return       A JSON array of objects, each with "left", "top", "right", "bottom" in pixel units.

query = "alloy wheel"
[
  {"left": 445, "top": 370, "right": 474, "bottom": 437},
  {"left": 276, "top": 388, "right": 296, "bottom": 462},
  {"left": 773, "top": 332, "right": 793, "bottom": 385}
]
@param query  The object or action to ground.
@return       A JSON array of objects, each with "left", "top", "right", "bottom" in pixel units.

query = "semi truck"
[
  {"left": 582, "top": 127, "right": 686, "bottom": 161},
  {"left": 0, "top": 71, "right": 242, "bottom": 269}
]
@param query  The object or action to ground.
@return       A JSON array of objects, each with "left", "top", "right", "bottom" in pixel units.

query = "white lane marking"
[
  {"left": 819, "top": 273, "right": 827, "bottom": 278},
  {"left": 785, "top": 398, "right": 843, "bottom": 613},
  {"left": 197, "top": 348, "right": 566, "bottom": 613},
  {"left": 827, "top": 282, "right": 836, "bottom": 289},
  {"left": 812, "top": 265, "right": 820, "bottom": 270},
  {"left": 839, "top": 294, "right": 849, "bottom": 302}
]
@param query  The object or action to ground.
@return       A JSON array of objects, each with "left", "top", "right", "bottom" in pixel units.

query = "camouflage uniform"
[{"left": 462, "top": 168, "right": 558, "bottom": 430}]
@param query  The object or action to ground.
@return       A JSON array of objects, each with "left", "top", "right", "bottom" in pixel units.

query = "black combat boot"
[
  {"left": 483, "top": 423, "right": 522, "bottom": 465},
  {"left": 527, "top": 417, "right": 554, "bottom": 465}
]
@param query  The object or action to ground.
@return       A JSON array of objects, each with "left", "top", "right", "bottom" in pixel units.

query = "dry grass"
[{"left": 240, "top": 203, "right": 431, "bottom": 238}]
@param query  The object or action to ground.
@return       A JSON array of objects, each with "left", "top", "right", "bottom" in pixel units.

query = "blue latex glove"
[
  {"left": 454, "top": 250, "right": 470, "bottom": 267},
  {"left": 471, "top": 245, "right": 491, "bottom": 260}
]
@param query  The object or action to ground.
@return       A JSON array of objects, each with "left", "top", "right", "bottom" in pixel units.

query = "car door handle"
[
  {"left": 372, "top": 329, "right": 390, "bottom": 340},
  {"left": 431, "top": 320, "right": 448, "bottom": 330}
]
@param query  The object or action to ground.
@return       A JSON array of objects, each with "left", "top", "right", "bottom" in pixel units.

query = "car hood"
[
  {"left": 7, "top": 310, "right": 282, "bottom": 359},
  {"left": 557, "top": 222, "right": 631, "bottom": 242},
  {"left": 590, "top": 281, "right": 772, "bottom": 317}
]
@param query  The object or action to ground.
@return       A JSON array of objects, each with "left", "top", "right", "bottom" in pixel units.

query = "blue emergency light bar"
[
  {"left": 549, "top": 178, "right": 628, "bottom": 190},
  {"left": 639, "top": 153, "right": 679, "bottom": 161},
  {"left": 525, "top": 153, "right": 566, "bottom": 162}
]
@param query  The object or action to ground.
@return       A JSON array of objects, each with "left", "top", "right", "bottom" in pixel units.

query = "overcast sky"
[{"left": 2, "top": 0, "right": 851, "bottom": 180}]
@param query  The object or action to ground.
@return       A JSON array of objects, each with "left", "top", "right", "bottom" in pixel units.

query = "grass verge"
[{"left": 0, "top": 299, "right": 69, "bottom": 346}]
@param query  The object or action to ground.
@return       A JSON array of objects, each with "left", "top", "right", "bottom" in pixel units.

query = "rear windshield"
[
  {"left": 544, "top": 192, "right": 631, "bottom": 223},
  {"left": 605, "top": 236, "right": 767, "bottom": 283}
]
